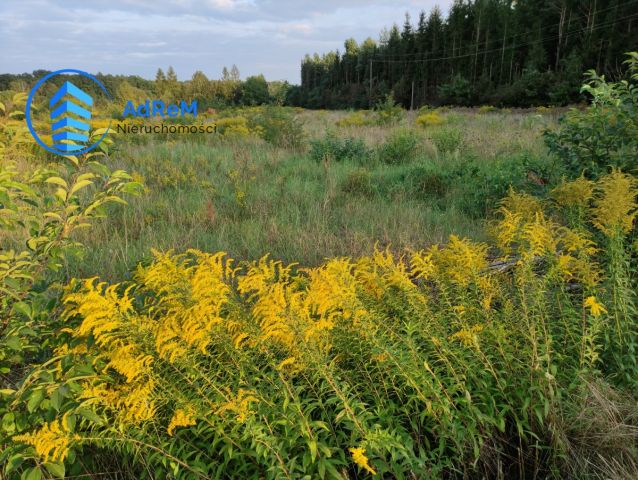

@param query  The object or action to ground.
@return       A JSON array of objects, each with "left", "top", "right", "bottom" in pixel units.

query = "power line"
[
  {"left": 368, "top": 0, "right": 638, "bottom": 59},
  {"left": 367, "top": 13, "right": 638, "bottom": 65}
]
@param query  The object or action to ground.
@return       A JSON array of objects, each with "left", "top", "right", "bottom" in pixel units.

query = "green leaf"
[
  {"left": 27, "top": 388, "right": 44, "bottom": 413},
  {"left": 69, "top": 179, "right": 94, "bottom": 195},
  {"left": 43, "top": 462, "right": 65, "bottom": 478},
  {"left": 45, "top": 176, "right": 68, "bottom": 188},
  {"left": 91, "top": 127, "right": 111, "bottom": 137},
  {"left": 54, "top": 187, "right": 67, "bottom": 202},
  {"left": 2, "top": 412, "right": 15, "bottom": 434},
  {"left": 77, "top": 407, "right": 103, "bottom": 424},
  {"left": 64, "top": 155, "right": 79, "bottom": 167},
  {"left": 308, "top": 440, "right": 318, "bottom": 462},
  {"left": 22, "top": 466, "right": 43, "bottom": 480}
]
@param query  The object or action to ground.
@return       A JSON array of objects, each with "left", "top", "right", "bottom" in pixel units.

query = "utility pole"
[
  {"left": 410, "top": 80, "right": 415, "bottom": 110},
  {"left": 369, "top": 59, "right": 373, "bottom": 103}
]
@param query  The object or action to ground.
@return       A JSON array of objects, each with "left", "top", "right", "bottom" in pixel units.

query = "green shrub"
[
  {"left": 544, "top": 53, "right": 638, "bottom": 179},
  {"left": 407, "top": 163, "right": 452, "bottom": 198},
  {"left": 478, "top": 105, "right": 497, "bottom": 114},
  {"left": 455, "top": 152, "right": 559, "bottom": 217},
  {"left": 247, "top": 106, "right": 305, "bottom": 149},
  {"left": 310, "top": 131, "right": 369, "bottom": 163},
  {"left": 374, "top": 94, "right": 403, "bottom": 125},
  {"left": 376, "top": 129, "right": 419, "bottom": 164},
  {"left": 430, "top": 127, "right": 463, "bottom": 154}
]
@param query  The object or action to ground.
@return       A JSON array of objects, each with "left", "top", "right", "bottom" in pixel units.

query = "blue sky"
[{"left": 0, "top": 0, "right": 453, "bottom": 83}]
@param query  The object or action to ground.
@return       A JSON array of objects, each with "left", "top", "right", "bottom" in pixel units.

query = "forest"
[{"left": 289, "top": 0, "right": 638, "bottom": 108}]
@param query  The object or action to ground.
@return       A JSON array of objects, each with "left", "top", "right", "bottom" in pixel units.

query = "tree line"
[
  {"left": 0, "top": 65, "right": 291, "bottom": 111},
  {"left": 287, "top": 0, "right": 638, "bottom": 108}
]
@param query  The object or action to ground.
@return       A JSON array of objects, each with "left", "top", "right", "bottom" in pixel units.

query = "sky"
[{"left": 0, "top": 0, "right": 453, "bottom": 84}]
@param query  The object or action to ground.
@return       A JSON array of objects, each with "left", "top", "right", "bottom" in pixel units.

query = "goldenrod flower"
[
  {"left": 277, "top": 356, "right": 297, "bottom": 370},
  {"left": 167, "top": 408, "right": 197, "bottom": 436},
  {"left": 433, "top": 236, "right": 488, "bottom": 287},
  {"left": 217, "top": 389, "right": 259, "bottom": 423},
  {"left": 450, "top": 325, "right": 484, "bottom": 347},
  {"left": 499, "top": 187, "right": 543, "bottom": 221},
  {"left": 552, "top": 176, "right": 593, "bottom": 208},
  {"left": 13, "top": 420, "right": 79, "bottom": 462},
  {"left": 584, "top": 296, "right": 607, "bottom": 317},
  {"left": 349, "top": 446, "right": 376, "bottom": 475},
  {"left": 591, "top": 170, "right": 637, "bottom": 237}
]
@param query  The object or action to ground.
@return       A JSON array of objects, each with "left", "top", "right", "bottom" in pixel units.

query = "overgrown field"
[
  {"left": 1, "top": 57, "right": 637, "bottom": 479},
  {"left": 73, "top": 107, "right": 558, "bottom": 279}
]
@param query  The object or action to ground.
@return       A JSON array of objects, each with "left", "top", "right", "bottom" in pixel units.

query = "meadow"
[
  {"left": 1, "top": 57, "right": 637, "bottom": 480},
  {"left": 72, "top": 107, "right": 557, "bottom": 279}
]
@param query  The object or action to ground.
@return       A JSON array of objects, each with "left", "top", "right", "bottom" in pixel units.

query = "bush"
[
  {"left": 248, "top": 106, "right": 305, "bottom": 149},
  {"left": 336, "top": 111, "right": 372, "bottom": 128},
  {"left": 544, "top": 53, "right": 638, "bottom": 178},
  {"left": 376, "top": 129, "right": 419, "bottom": 164},
  {"left": 416, "top": 110, "right": 445, "bottom": 127},
  {"left": 430, "top": 127, "right": 463, "bottom": 154},
  {"left": 374, "top": 94, "right": 403, "bottom": 125},
  {"left": 215, "top": 116, "right": 253, "bottom": 137},
  {"left": 310, "top": 131, "right": 369, "bottom": 163},
  {"left": 455, "top": 152, "right": 559, "bottom": 217}
]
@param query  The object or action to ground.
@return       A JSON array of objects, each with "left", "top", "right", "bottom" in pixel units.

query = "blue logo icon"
[{"left": 25, "top": 69, "right": 111, "bottom": 156}]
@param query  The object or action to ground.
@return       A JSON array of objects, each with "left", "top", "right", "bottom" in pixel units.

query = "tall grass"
[{"left": 68, "top": 108, "right": 557, "bottom": 280}]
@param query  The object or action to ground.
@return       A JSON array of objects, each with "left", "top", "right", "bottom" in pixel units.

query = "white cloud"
[{"left": 0, "top": 0, "right": 453, "bottom": 83}]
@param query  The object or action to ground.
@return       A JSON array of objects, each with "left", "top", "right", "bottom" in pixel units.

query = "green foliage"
[
  {"left": 294, "top": 4, "right": 637, "bottom": 109},
  {"left": 376, "top": 129, "right": 419, "bottom": 164},
  {"left": 456, "top": 152, "right": 558, "bottom": 217},
  {"left": 341, "top": 167, "right": 374, "bottom": 197},
  {"left": 439, "top": 75, "right": 473, "bottom": 106},
  {"left": 310, "top": 131, "right": 369, "bottom": 163},
  {"left": 247, "top": 106, "right": 305, "bottom": 149},
  {"left": 544, "top": 53, "right": 638, "bottom": 179},
  {"left": 429, "top": 127, "right": 463, "bottom": 154},
  {"left": 0, "top": 130, "right": 142, "bottom": 473},
  {"left": 374, "top": 94, "right": 403, "bottom": 125},
  {"left": 239, "top": 75, "right": 271, "bottom": 106}
]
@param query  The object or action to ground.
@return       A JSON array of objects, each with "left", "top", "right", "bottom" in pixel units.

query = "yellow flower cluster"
[
  {"left": 167, "top": 408, "right": 197, "bottom": 436},
  {"left": 13, "top": 420, "right": 79, "bottom": 462},
  {"left": 551, "top": 176, "right": 593, "bottom": 209},
  {"left": 492, "top": 188, "right": 602, "bottom": 287},
  {"left": 215, "top": 116, "right": 263, "bottom": 138},
  {"left": 63, "top": 279, "right": 157, "bottom": 425},
  {"left": 349, "top": 446, "right": 376, "bottom": 475},
  {"left": 450, "top": 325, "right": 484, "bottom": 347},
  {"left": 416, "top": 111, "right": 445, "bottom": 127},
  {"left": 431, "top": 235, "right": 489, "bottom": 287},
  {"left": 584, "top": 296, "right": 607, "bottom": 317},
  {"left": 591, "top": 169, "right": 638, "bottom": 236},
  {"left": 336, "top": 111, "right": 371, "bottom": 127},
  {"left": 217, "top": 389, "right": 260, "bottom": 423},
  {"left": 139, "top": 250, "right": 236, "bottom": 362}
]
